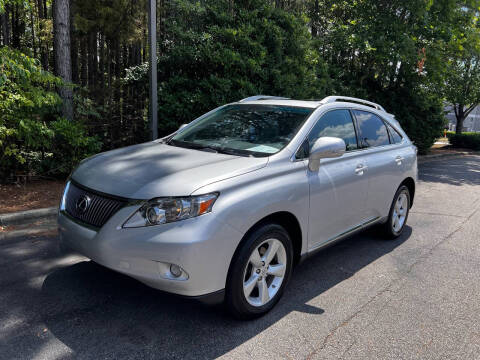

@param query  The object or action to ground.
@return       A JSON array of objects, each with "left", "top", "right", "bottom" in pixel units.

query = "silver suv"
[{"left": 59, "top": 95, "right": 417, "bottom": 319}]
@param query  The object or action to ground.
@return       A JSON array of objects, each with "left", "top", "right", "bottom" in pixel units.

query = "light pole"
[{"left": 148, "top": 0, "right": 158, "bottom": 140}]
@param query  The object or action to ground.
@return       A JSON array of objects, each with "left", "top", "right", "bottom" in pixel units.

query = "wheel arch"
[
  {"left": 399, "top": 177, "right": 415, "bottom": 208},
  {"left": 227, "top": 211, "right": 303, "bottom": 279}
]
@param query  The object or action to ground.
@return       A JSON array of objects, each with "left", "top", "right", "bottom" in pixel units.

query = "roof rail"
[
  {"left": 239, "top": 95, "right": 290, "bottom": 102},
  {"left": 321, "top": 96, "right": 386, "bottom": 112}
]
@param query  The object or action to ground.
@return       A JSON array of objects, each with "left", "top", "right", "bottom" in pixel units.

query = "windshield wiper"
[
  {"left": 167, "top": 139, "right": 202, "bottom": 149},
  {"left": 194, "top": 145, "right": 248, "bottom": 157},
  {"left": 169, "top": 140, "right": 252, "bottom": 156},
  {"left": 215, "top": 147, "right": 256, "bottom": 157},
  {"left": 167, "top": 139, "right": 267, "bottom": 157}
]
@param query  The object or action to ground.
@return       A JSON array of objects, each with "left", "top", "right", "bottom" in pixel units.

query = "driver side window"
[
  {"left": 308, "top": 109, "right": 359, "bottom": 151},
  {"left": 295, "top": 109, "right": 358, "bottom": 159}
]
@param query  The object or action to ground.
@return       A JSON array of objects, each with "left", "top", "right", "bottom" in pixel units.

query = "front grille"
[{"left": 65, "top": 182, "right": 126, "bottom": 228}]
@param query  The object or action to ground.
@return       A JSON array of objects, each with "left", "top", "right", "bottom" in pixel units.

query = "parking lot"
[{"left": 1, "top": 155, "right": 480, "bottom": 359}]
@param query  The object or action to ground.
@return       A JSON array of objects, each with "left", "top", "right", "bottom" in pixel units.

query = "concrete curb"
[
  {"left": 0, "top": 225, "right": 58, "bottom": 242},
  {"left": 0, "top": 207, "right": 57, "bottom": 226}
]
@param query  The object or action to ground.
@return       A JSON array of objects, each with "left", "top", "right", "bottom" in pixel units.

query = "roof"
[
  {"left": 238, "top": 99, "right": 321, "bottom": 109},
  {"left": 236, "top": 95, "right": 401, "bottom": 128},
  {"left": 237, "top": 95, "right": 388, "bottom": 112}
]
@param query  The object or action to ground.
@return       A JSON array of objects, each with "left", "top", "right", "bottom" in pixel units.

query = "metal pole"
[{"left": 148, "top": 0, "right": 158, "bottom": 140}]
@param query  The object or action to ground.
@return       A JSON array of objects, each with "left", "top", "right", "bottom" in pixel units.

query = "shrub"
[
  {"left": 446, "top": 132, "right": 480, "bottom": 150},
  {"left": 127, "top": 0, "right": 331, "bottom": 136},
  {"left": 0, "top": 47, "right": 101, "bottom": 181},
  {"left": 37, "top": 118, "right": 102, "bottom": 176}
]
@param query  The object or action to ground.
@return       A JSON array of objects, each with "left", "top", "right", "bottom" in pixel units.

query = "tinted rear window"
[
  {"left": 353, "top": 110, "right": 390, "bottom": 148},
  {"left": 386, "top": 123, "right": 403, "bottom": 144}
]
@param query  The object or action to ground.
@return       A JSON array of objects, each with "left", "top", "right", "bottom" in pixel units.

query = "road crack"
[{"left": 307, "top": 203, "right": 480, "bottom": 360}]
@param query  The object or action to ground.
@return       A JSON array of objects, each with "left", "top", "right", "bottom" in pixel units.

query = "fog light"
[
  {"left": 157, "top": 262, "right": 188, "bottom": 280},
  {"left": 170, "top": 264, "right": 182, "bottom": 277}
]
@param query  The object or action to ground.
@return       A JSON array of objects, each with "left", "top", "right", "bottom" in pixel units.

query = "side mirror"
[
  {"left": 179, "top": 124, "right": 188, "bottom": 130},
  {"left": 308, "top": 137, "right": 346, "bottom": 171}
]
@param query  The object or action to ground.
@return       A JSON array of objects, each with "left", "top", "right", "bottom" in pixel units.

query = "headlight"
[
  {"left": 122, "top": 193, "right": 218, "bottom": 228},
  {"left": 59, "top": 181, "right": 71, "bottom": 211}
]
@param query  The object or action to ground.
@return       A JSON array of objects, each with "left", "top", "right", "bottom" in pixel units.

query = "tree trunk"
[
  {"left": 11, "top": 4, "right": 25, "bottom": 49},
  {"left": 98, "top": 33, "right": 105, "bottom": 92},
  {"left": 311, "top": 0, "right": 318, "bottom": 37},
  {"left": 70, "top": 0, "right": 78, "bottom": 84},
  {"left": 37, "top": 0, "right": 49, "bottom": 71},
  {"left": 53, "top": 0, "right": 73, "bottom": 121},
  {"left": 30, "top": 6, "right": 37, "bottom": 58},
  {"left": 107, "top": 39, "right": 113, "bottom": 89},
  {"left": 11, "top": 5, "right": 19, "bottom": 48},
  {"left": 114, "top": 39, "right": 122, "bottom": 143},
  {"left": 88, "top": 31, "right": 97, "bottom": 88},
  {"left": 1, "top": 5, "right": 10, "bottom": 46},
  {"left": 455, "top": 115, "right": 465, "bottom": 134},
  {"left": 80, "top": 36, "right": 87, "bottom": 86},
  {"left": 455, "top": 105, "right": 465, "bottom": 134},
  {"left": 71, "top": 35, "right": 78, "bottom": 83}
]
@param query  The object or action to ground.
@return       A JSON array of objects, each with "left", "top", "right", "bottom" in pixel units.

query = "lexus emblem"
[{"left": 76, "top": 195, "right": 91, "bottom": 214}]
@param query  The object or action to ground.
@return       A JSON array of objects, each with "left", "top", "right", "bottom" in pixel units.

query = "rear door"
[
  {"left": 352, "top": 110, "right": 403, "bottom": 219},
  {"left": 305, "top": 109, "right": 370, "bottom": 250}
]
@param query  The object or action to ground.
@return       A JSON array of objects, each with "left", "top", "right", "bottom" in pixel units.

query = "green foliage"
[
  {"left": 129, "top": 0, "right": 331, "bottom": 136},
  {"left": 38, "top": 118, "right": 102, "bottom": 175},
  {"left": 0, "top": 46, "right": 60, "bottom": 177},
  {"left": 0, "top": 0, "right": 27, "bottom": 14},
  {"left": 127, "top": 0, "right": 450, "bottom": 150},
  {"left": 73, "top": 0, "right": 145, "bottom": 43},
  {"left": 375, "top": 87, "right": 446, "bottom": 155},
  {"left": 308, "top": 0, "right": 451, "bottom": 153},
  {"left": 5, "top": 0, "right": 480, "bottom": 176},
  {"left": 446, "top": 132, "right": 480, "bottom": 150},
  {"left": 437, "top": 2, "right": 480, "bottom": 134},
  {"left": 0, "top": 47, "right": 101, "bottom": 180}
]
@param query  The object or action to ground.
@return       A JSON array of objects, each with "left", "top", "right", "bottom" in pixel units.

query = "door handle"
[
  {"left": 355, "top": 164, "right": 367, "bottom": 175},
  {"left": 395, "top": 156, "right": 404, "bottom": 165}
]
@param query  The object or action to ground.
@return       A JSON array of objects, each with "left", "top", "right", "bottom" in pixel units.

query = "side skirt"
[{"left": 300, "top": 216, "right": 383, "bottom": 262}]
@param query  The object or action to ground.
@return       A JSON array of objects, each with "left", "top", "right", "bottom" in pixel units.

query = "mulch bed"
[{"left": 0, "top": 179, "right": 66, "bottom": 214}]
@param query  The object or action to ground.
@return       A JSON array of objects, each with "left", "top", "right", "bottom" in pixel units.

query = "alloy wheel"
[
  {"left": 392, "top": 191, "right": 408, "bottom": 233},
  {"left": 242, "top": 238, "right": 287, "bottom": 307}
]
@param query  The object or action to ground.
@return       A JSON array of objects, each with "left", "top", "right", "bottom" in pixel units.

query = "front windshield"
[{"left": 169, "top": 104, "right": 313, "bottom": 157}]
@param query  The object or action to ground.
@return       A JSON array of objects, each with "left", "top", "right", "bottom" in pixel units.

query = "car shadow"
[{"left": 40, "top": 226, "right": 411, "bottom": 359}]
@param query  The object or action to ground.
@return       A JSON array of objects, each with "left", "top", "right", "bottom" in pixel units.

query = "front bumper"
[{"left": 58, "top": 205, "right": 243, "bottom": 297}]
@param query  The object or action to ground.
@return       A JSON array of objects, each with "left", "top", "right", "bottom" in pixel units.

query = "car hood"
[{"left": 71, "top": 142, "right": 268, "bottom": 199}]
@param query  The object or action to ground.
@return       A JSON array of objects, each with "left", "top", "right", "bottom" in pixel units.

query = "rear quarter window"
[
  {"left": 353, "top": 110, "right": 390, "bottom": 148},
  {"left": 386, "top": 123, "right": 403, "bottom": 144}
]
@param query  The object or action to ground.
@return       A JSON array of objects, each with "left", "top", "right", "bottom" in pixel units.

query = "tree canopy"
[{"left": 1, "top": 0, "right": 480, "bottom": 180}]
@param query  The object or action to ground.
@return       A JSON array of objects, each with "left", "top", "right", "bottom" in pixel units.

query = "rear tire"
[
  {"left": 225, "top": 223, "right": 293, "bottom": 320},
  {"left": 383, "top": 185, "right": 411, "bottom": 239}
]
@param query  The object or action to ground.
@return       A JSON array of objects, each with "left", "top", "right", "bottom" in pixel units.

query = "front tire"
[
  {"left": 225, "top": 223, "right": 293, "bottom": 320},
  {"left": 383, "top": 185, "right": 411, "bottom": 239}
]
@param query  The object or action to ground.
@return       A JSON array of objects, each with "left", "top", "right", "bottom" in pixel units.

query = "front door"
[{"left": 305, "top": 109, "right": 369, "bottom": 250}]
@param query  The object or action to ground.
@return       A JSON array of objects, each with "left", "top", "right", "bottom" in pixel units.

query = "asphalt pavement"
[{"left": 1, "top": 155, "right": 479, "bottom": 359}]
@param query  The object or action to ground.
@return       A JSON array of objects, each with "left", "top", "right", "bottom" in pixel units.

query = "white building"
[{"left": 446, "top": 105, "right": 480, "bottom": 132}]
